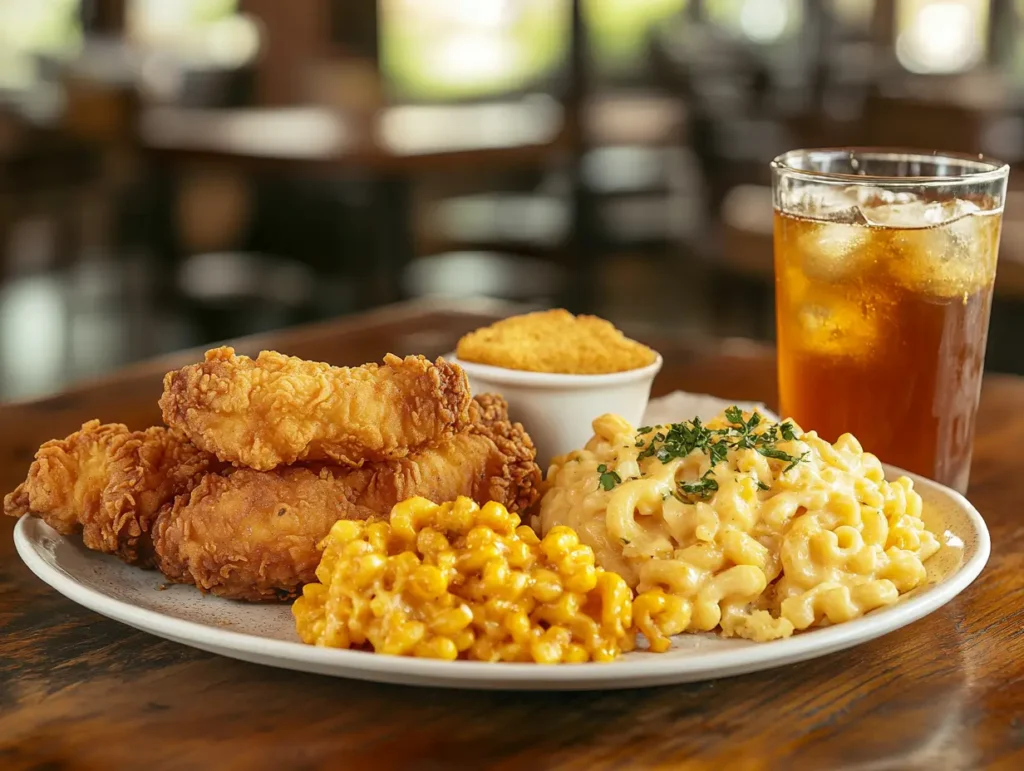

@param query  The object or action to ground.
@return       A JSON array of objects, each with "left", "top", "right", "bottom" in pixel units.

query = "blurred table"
[
  {"left": 139, "top": 99, "right": 577, "bottom": 308},
  {"left": 137, "top": 92, "right": 688, "bottom": 313},
  {"left": 2, "top": 299, "right": 1023, "bottom": 770},
  {"left": 140, "top": 98, "right": 572, "bottom": 173}
]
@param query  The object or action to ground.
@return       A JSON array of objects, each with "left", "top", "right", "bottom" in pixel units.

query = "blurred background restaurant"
[{"left": 3, "top": 0, "right": 1024, "bottom": 400}]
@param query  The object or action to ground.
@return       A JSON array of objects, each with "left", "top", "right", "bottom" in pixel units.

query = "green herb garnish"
[
  {"left": 597, "top": 464, "right": 622, "bottom": 491},
  {"left": 677, "top": 471, "right": 719, "bottom": 500},
  {"left": 756, "top": 446, "right": 809, "bottom": 473},
  {"left": 634, "top": 407, "right": 809, "bottom": 500},
  {"left": 724, "top": 406, "right": 744, "bottom": 425}
]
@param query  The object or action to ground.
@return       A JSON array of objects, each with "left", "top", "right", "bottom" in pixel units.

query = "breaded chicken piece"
[
  {"left": 160, "top": 347, "right": 473, "bottom": 471},
  {"left": 456, "top": 308, "right": 657, "bottom": 374},
  {"left": 152, "top": 395, "right": 541, "bottom": 601},
  {"left": 3, "top": 421, "right": 217, "bottom": 565}
]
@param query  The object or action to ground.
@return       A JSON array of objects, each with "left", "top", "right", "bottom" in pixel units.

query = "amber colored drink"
[{"left": 774, "top": 202, "right": 1002, "bottom": 493}]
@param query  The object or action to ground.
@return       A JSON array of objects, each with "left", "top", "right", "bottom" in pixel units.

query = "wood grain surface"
[{"left": 1, "top": 300, "right": 1022, "bottom": 771}]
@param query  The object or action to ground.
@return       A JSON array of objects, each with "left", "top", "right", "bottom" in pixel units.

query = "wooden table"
[{"left": 1, "top": 300, "right": 1022, "bottom": 770}]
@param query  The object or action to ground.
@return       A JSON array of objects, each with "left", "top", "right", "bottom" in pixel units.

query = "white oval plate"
[{"left": 14, "top": 467, "right": 989, "bottom": 691}]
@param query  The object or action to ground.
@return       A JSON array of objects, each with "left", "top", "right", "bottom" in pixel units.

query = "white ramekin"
[{"left": 448, "top": 353, "right": 664, "bottom": 472}]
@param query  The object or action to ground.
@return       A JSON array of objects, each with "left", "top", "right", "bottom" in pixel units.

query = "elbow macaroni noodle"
[{"left": 537, "top": 410, "right": 942, "bottom": 647}]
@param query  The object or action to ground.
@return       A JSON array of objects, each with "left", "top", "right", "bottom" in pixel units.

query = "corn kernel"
[
  {"left": 327, "top": 519, "right": 362, "bottom": 544},
  {"left": 504, "top": 609, "right": 533, "bottom": 644},
  {"left": 505, "top": 538, "right": 535, "bottom": 569},
  {"left": 430, "top": 605, "right": 474, "bottom": 636},
  {"left": 365, "top": 522, "right": 391, "bottom": 554},
  {"left": 414, "top": 636, "right": 458, "bottom": 661},
  {"left": 564, "top": 643, "right": 589, "bottom": 664},
  {"left": 457, "top": 542, "right": 503, "bottom": 573},
  {"left": 453, "top": 628, "right": 475, "bottom": 652},
  {"left": 515, "top": 525, "right": 540, "bottom": 546},
  {"left": 416, "top": 528, "right": 450, "bottom": 559},
  {"left": 530, "top": 568, "right": 563, "bottom": 603},
  {"left": 478, "top": 500, "right": 518, "bottom": 534},
  {"left": 565, "top": 563, "right": 598, "bottom": 594},
  {"left": 354, "top": 553, "right": 387, "bottom": 589},
  {"left": 532, "top": 626, "right": 572, "bottom": 664},
  {"left": 409, "top": 564, "right": 448, "bottom": 599}
]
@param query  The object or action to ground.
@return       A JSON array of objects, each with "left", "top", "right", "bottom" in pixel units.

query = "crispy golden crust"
[
  {"left": 4, "top": 483, "right": 30, "bottom": 519},
  {"left": 4, "top": 421, "right": 127, "bottom": 532},
  {"left": 101, "top": 426, "right": 220, "bottom": 564},
  {"left": 152, "top": 395, "right": 541, "bottom": 601},
  {"left": 456, "top": 309, "right": 657, "bottom": 374},
  {"left": 159, "top": 347, "right": 473, "bottom": 471},
  {"left": 3, "top": 420, "right": 218, "bottom": 565}
]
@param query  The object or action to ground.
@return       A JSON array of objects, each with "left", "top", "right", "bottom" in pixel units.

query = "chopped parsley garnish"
[
  {"left": 709, "top": 441, "right": 729, "bottom": 467},
  {"left": 677, "top": 471, "right": 719, "bottom": 500},
  {"left": 723, "top": 405, "right": 745, "bottom": 425},
  {"left": 632, "top": 407, "right": 807, "bottom": 501},
  {"left": 756, "top": 446, "right": 810, "bottom": 473},
  {"left": 596, "top": 464, "right": 622, "bottom": 491}
]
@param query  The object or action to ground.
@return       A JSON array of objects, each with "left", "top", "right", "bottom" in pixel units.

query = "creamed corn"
[{"left": 293, "top": 496, "right": 636, "bottom": 663}]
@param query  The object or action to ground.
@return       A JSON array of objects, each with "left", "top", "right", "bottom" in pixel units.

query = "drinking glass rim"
[{"left": 771, "top": 147, "right": 1009, "bottom": 187}]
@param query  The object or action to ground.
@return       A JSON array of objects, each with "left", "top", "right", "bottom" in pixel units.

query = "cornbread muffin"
[{"left": 456, "top": 309, "right": 657, "bottom": 375}]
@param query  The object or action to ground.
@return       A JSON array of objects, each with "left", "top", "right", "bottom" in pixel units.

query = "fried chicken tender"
[
  {"left": 152, "top": 395, "right": 541, "bottom": 601},
  {"left": 160, "top": 347, "right": 472, "bottom": 471},
  {"left": 3, "top": 421, "right": 216, "bottom": 565}
]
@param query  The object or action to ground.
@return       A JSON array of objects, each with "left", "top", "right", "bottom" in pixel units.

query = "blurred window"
[
  {"left": 895, "top": 0, "right": 988, "bottom": 73},
  {"left": 1011, "top": 0, "right": 1024, "bottom": 83},
  {"left": 0, "top": 0, "right": 82, "bottom": 90},
  {"left": 379, "top": 0, "right": 571, "bottom": 101},
  {"left": 127, "top": 0, "right": 258, "bottom": 68},
  {"left": 128, "top": 0, "right": 237, "bottom": 42},
  {"left": 584, "top": 0, "right": 688, "bottom": 77},
  {"left": 704, "top": 0, "right": 804, "bottom": 44},
  {"left": 829, "top": 0, "right": 875, "bottom": 31}
]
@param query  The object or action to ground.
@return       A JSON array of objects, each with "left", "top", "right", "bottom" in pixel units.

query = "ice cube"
[
  {"left": 796, "top": 296, "right": 878, "bottom": 358},
  {"left": 929, "top": 198, "right": 981, "bottom": 226},
  {"left": 888, "top": 206, "right": 993, "bottom": 297},
  {"left": 854, "top": 186, "right": 918, "bottom": 207},
  {"left": 798, "top": 220, "right": 869, "bottom": 282},
  {"left": 782, "top": 184, "right": 866, "bottom": 223},
  {"left": 859, "top": 197, "right": 981, "bottom": 229},
  {"left": 859, "top": 201, "right": 924, "bottom": 228}
]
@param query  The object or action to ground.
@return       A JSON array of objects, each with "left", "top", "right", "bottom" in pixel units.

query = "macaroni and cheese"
[
  {"left": 293, "top": 496, "right": 635, "bottom": 663},
  {"left": 537, "top": 409, "right": 943, "bottom": 648}
]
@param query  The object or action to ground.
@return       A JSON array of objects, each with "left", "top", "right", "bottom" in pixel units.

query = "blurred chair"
[
  {"left": 0, "top": 118, "right": 101, "bottom": 281},
  {"left": 578, "top": 91, "right": 703, "bottom": 323},
  {"left": 402, "top": 250, "right": 562, "bottom": 304},
  {"left": 175, "top": 250, "right": 317, "bottom": 340},
  {"left": 385, "top": 0, "right": 580, "bottom": 311},
  {"left": 716, "top": 184, "right": 776, "bottom": 339},
  {"left": 987, "top": 184, "right": 1024, "bottom": 375},
  {"left": 649, "top": 15, "right": 796, "bottom": 339},
  {"left": 864, "top": 89, "right": 990, "bottom": 155}
]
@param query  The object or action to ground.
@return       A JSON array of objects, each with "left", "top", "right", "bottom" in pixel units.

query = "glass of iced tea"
[{"left": 772, "top": 149, "right": 1008, "bottom": 494}]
